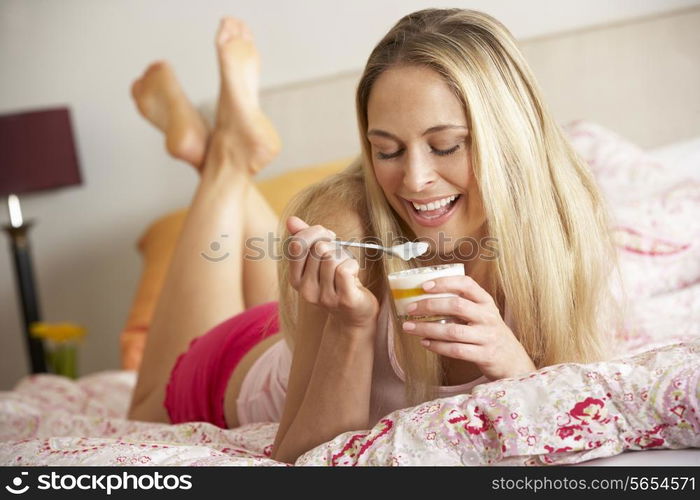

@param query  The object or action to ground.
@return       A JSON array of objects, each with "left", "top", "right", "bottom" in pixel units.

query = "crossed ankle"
[{"left": 206, "top": 130, "right": 272, "bottom": 171}]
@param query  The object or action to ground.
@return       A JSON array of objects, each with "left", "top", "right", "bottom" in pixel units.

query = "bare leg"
[
  {"left": 130, "top": 27, "right": 280, "bottom": 309},
  {"left": 241, "top": 186, "right": 280, "bottom": 309},
  {"left": 128, "top": 18, "right": 280, "bottom": 423},
  {"left": 130, "top": 20, "right": 280, "bottom": 175},
  {"left": 214, "top": 17, "right": 281, "bottom": 175}
]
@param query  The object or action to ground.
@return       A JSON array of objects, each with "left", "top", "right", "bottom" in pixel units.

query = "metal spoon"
[{"left": 335, "top": 240, "right": 429, "bottom": 261}]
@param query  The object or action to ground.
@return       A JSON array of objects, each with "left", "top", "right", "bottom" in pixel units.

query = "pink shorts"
[{"left": 164, "top": 301, "right": 280, "bottom": 428}]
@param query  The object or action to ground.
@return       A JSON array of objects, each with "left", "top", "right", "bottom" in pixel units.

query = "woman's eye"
[
  {"left": 433, "top": 144, "right": 461, "bottom": 156},
  {"left": 375, "top": 145, "right": 460, "bottom": 160},
  {"left": 376, "top": 150, "right": 402, "bottom": 160}
]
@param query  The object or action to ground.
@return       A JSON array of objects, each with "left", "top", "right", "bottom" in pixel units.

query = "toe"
[
  {"left": 226, "top": 17, "right": 241, "bottom": 34},
  {"left": 227, "top": 17, "right": 243, "bottom": 35},
  {"left": 216, "top": 18, "right": 234, "bottom": 45},
  {"left": 131, "top": 79, "right": 142, "bottom": 98},
  {"left": 241, "top": 23, "right": 254, "bottom": 41},
  {"left": 146, "top": 60, "right": 167, "bottom": 76}
]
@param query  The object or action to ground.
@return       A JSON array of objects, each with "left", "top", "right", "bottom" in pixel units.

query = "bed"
[{"left": 1, "top": 120, "right": 698, "bottom": 466}]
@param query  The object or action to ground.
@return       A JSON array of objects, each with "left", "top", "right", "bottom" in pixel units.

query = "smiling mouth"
[{"left": 403, "top": 194, "right": 462, "bottom": 221}]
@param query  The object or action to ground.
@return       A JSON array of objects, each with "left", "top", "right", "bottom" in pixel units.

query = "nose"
[{"left": 402, "top": 151, "right": 437, "bottom": 192}]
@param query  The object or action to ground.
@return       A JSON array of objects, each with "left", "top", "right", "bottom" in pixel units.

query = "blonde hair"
[
  {"left": 278, "top": 8, "right": 624, "bottom": 407},
  {"left": 276, "top": 160, "right": 380, "bottom": 350}
]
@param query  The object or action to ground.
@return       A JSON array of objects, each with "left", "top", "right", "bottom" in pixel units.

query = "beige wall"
[
  {"left": 521, "top": 8, "right": 700, "bottom": 149},
  {"left": 249, "top": 7, "right": 700, "bottom": 183}
]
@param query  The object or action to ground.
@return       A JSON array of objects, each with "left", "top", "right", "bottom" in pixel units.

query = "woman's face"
[{"left": 367, "top": 65, "right": 485, "bottom": 255}]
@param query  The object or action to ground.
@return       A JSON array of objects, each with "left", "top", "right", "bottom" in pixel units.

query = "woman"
[{"left": 128, "top": 9, "right": 622, "bottom": 464}]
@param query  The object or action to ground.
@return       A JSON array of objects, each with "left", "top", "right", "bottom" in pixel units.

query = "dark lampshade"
[
  {"left": 0, "top": 107, "right": 82, "bottom": 196},
  {"left": 1, "top": 107, "right": 83, "bottom": 375}
]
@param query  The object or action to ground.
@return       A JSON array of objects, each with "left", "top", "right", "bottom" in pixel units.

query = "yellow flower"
[{"left": 30, "top": 322, "right": 86, "bottom": 343}]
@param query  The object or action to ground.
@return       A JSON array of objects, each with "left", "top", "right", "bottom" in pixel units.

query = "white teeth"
[{"left": 411, "top": 195, "right": 458, "bottom": 211}]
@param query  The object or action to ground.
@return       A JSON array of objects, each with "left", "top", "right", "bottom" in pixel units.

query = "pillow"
[
  {"left": 563, "top": 120, "right": 672, "bottom": 203},
  {"left": 120, "top": 157, "right": 353, "bottom": 370},
  {"left": 564, "top": 121, "right": 700, "bottom": 352},
  {"left": 564, "top": 121, "right": 700, "bottom": 297},
  {"left": 256, "top": 159, "right": 352, "bottom": 214}
]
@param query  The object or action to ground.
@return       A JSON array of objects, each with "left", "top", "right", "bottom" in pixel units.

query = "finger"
[
  {"left": 402, "top": 320, "right": 480, "bottom": 344},
  {"left": 286, "top": 215, "right": 309, "bottom": 235},
  {"left": 408, "top": 297, "right": 483, "bottom": 324},
  {"left": 335, "top": 253, "right": 361, "bottom": 300},
  {"left": 289, "top": 226, "right": 336, "bottom": 261},
  {"left": 298, "top": 240, "right": 329, "bottom": 301},
  {"left": 287, "top": 226, "right": 337, "bottom": 287},
  {"left": 318, "top": 242, "right": 343, "bottom": 298},
  {"left": 287, "top": 238, "right": 306, "bottom": 288},
  {"left": 420, "top": 338, "right": 481, "bottom": 362},
  {"left": 422, "top": 275, "right": 493, "bottom": 304}
]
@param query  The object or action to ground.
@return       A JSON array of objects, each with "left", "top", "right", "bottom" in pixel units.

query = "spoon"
[{"left": 335, "top": 240, "right": 430, "bottom": 261}]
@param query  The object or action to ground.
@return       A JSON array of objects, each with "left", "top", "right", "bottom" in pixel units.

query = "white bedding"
[
  {"left": 648, "top": 136, "right": 700, "bottom": 182},
  {"left": 1, "top": 122, "right": 698, "bottom": 466},
  {"left": 576, "top": 131, "right": 700, "bottom": 467}
]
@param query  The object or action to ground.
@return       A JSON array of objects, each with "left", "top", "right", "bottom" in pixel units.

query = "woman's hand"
[
  {"left": 401, "top": 275, "right": 536, "bottom": 381},
  {"left": 285, "top": 216, "right": 380, "bottom": 331}
]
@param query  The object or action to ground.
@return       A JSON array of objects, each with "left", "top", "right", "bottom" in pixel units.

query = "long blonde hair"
[{"left": 278, "top": 8, "right": 624, "bottom": 407}]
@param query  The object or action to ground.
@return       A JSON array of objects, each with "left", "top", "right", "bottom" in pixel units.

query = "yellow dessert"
[{"left": 390, "top": 287, "right": 426, "bottom": 300}]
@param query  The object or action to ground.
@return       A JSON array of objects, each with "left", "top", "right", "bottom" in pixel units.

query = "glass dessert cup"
[{"left": 388, "top": 263, "right": 466, "bottom": 324}]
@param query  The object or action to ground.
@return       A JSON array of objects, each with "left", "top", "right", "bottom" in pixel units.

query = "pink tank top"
[{"left": 236, "top": 292, "right": 513, "bottom": 427}]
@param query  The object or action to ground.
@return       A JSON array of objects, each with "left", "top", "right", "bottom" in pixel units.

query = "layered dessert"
[{"left": 388, "top": 263, "right": 465, "bottom": 323}]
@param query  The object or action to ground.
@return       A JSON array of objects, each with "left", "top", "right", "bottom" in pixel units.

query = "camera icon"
[{"left": 5, "top": 471, "right": 29, "bottom": 494}]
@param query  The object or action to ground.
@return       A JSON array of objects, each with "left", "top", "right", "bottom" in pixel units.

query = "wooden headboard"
[{"left": 201, "top": 6, "right": 700, "bottom": 180}]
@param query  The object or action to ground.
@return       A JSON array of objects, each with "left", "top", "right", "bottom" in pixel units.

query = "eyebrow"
[{"left": 366, "top": 124, "right": 468, "bottom": 141}]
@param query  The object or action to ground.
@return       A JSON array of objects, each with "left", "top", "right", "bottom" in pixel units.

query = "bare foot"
[
  {"left": 212, "top": 17, "right": 281, "bottom": 175},
  {"left": 131, "top": 61, "right": 209, "bottom": 170}
]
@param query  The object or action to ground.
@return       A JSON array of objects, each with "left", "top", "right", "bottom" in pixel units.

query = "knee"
[
  {"left": 126, "top": 389, "right": 148, "bottom": 421},
  {"left": 127, "top": 391, "right": 170, "bottom": 424}
]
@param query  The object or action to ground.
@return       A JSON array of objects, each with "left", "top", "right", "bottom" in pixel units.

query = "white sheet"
[{"left": 571, "top": 131, "right": 700, "bottom": 467}]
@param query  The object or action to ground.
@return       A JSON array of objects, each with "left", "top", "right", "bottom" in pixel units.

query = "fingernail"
[
  {"left": 422, "top": 281, "right": 435, "bottom": 291},
  {"left": 406, "top": 302, "right": 417, "bottom": 312},
  {"left": 402, "top": 321, "right": 415, "bottom": 331},
  {"left": 420, "top": 339, "right": 430, "bottom": 347}
]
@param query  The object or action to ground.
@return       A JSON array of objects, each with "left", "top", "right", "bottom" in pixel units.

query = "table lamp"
[{"left": 0, "top": 107, "right": 83, "bottom": 374}]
